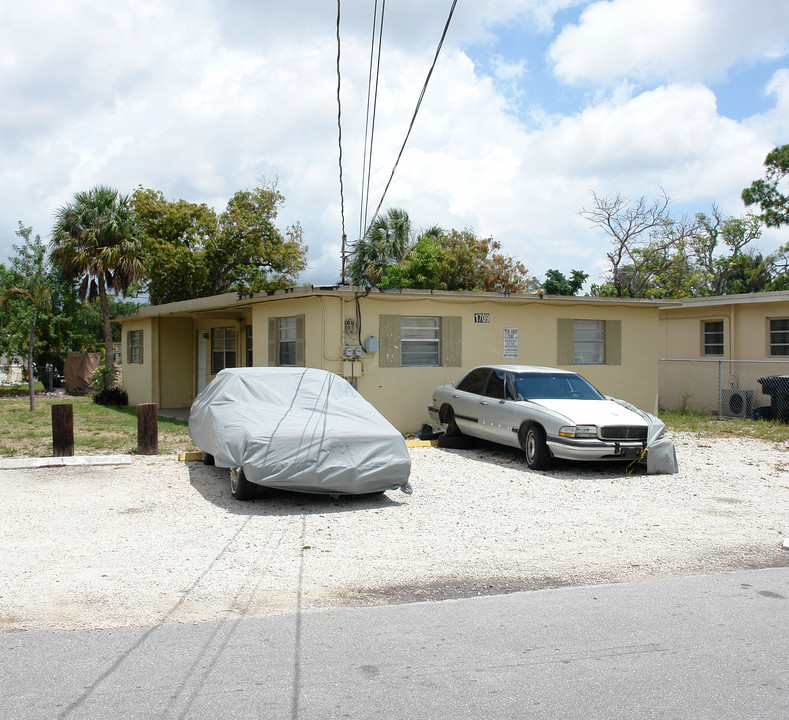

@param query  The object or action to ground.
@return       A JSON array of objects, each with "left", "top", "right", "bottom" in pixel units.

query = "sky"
[{"left": 2, "top": 0, "right": 789, "bottom": 290}]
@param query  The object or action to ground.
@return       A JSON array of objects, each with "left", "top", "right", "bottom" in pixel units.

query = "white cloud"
[
  {"left": 1, "top": 0, "right": 788, "bottom": 290},
  {"left": 747, "top": 68, "right": 789, "bottom": 141},
  {"left": 370, "top": 73, "right": 783, "bottom": 278},
  {"left": 549, "top": 0, "right": 789, "bottom": 86}
]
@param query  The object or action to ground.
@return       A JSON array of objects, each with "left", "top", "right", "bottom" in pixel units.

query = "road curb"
[{"left": 0, "top": 454, "right": 133, "bottom": 470}]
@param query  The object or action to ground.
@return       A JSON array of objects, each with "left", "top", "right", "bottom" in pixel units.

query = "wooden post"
[
  {"left": 137, "top": 403, "right": 159, "bottom": 456},
  {"left": 51, "top": 404, "right": 74, "bottom": 457}
]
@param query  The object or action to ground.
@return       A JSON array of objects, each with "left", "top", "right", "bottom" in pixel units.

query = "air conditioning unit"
[{"left": 720, "top": 389, "right": 754, "bottom": 418}]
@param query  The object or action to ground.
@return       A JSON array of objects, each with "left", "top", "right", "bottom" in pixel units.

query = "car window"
[
  {"left": 513, "top": 372, "right": 604, "bottom": 400},
  {"left": 483, "top": 369, "right": 507, "bottom": 399},
  {"left": 456, "top": 367, "right": 490, "bottom": 395}
]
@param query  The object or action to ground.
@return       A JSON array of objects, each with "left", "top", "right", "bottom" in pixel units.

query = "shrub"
[
  {"left": 92, "top": 386, "right": 129, "bottom": 407},
  {"left": 91, "top": 362, "right": 127, "bottom": 406}
]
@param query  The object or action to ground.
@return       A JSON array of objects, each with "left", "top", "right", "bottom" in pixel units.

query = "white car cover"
[
  {"left": 611, "top": 398, "right": 679, "bottom": 474},
  {"left": 189, "top": 367, "right": 412, "bottom": 494}
]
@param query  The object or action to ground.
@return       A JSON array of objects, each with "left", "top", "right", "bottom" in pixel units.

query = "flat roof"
[
  {"left": 660, "top": 290, "right": 789, "bottom": 310},
  {"left": 121, "top": 285, "right": 670, "bottom": 320}
]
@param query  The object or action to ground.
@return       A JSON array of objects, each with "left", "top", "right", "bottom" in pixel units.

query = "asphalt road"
[{"left": 2, "top": 567, "right": 787, "bottom": 720}]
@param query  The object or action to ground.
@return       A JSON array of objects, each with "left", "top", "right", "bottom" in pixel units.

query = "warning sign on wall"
[{"left": 504, "top": 328, "right": 518, "bottom": 359}]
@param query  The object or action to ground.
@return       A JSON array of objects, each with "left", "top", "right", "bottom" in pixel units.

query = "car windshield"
[{"left": 512, "top": 372, "right": 604, "bottom": 401}]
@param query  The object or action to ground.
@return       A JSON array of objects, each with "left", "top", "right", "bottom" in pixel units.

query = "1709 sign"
[{"left": 474, "top": 313, "right": 490, "bottom": 323}]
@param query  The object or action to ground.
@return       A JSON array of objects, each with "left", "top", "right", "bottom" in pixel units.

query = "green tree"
[
  {"left": 214, "top": 184, "right": 307, "bottom": 295},
  {"left": 542, "top": 269, "right": 588, "bottom": 296},
  {"left": 580, "top": 190, "right": 696, "bottom": 298},
  {"left": 691, "top": 207, "right": 763, "bottom": 295},
  {"left": 348, "top": 208, "right": 413, "bottom": 286},
  {"left": 1, "top": 226, "right": 51, "bottom": 390},
  {"left": 761, "top": 245, "right": 789, "bottom": 291},
  {"left": 379, "top": 228, "right": 537, "bottom": 293},
  {"left": 585, "top": 200, "right": 774, "bottom": 299},
  {"left": 51, "top": 185, "right": 145, "bottom": 369},
  {"left": 132, "top": 188, "right": 216, "bottom": 304},
  {"left": 1, "top": 224, "right": 144, "bottom": 393},
  {"left": 577, "top": 190, "right": 776, "bottom": 299},
  {"left": 133, "top": 181, "right": 307, "bottom": 303},
  {"left": 0, "top": 225, "right": 52, "bottom": 409},
  {"left": 742, "top": 144, "right": 789, "bottom": 227},
  {"left": 1, "top": 286, "right": 48, "bottom": 410}
]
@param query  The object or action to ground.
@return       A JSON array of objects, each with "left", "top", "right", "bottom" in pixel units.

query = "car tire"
[
  {"left": 230, "top": 467, "right": 256, "bottom": 500},
  {"left": 443, "top": 406, "right": 463, "bottom": 437},
  {"left": 202, "top": 452, "right": 215, "bottom": 466},
  {"left": 522, "top": 424, "right": 551, "bottom": 470}
]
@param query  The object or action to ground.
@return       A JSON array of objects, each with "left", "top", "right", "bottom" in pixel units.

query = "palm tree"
[
  {"left": 51, "top": 186, "right": 144, "bottom": 370},
  {"left": 1, "top": 286, "right": 49, "bottom": 411},
  {"left": 348, "top": 208, "right": 412, "bottom": 286}
]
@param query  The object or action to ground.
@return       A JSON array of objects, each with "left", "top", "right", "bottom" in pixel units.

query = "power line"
[
  {"left": 365, "top": 0, "right": 459, "bottom": 236},
  {"left": 336, "top": 0, "right": 348, "bottom": 282},
  {"left": 359, "top": 0, "right": 386, "bottom": 240},
  {"left": 358, "top": 0, "right": 378, "bottom": 241}
]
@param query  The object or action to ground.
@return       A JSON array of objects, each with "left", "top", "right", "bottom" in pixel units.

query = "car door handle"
[
  {"left": 452, "top": 393, "right": 460, "bottom": 398},
  {"left": 479, "top": 400, "right": 489, "bottom": 405}
]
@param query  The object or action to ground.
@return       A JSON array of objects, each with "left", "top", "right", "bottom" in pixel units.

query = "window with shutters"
[
  {"left": 401, "top": 316, "right": 440, "bottom": 366},
  {"left": 279, "top": 317, "right": 298, "bottom": 365},
  {"left": 573, "top": 319, "right": 604, "bottom": 364},
  {"left": 211, "top": 327, "right": 237, "bottom": 375},
  {"left": 557, "top": 319, "right": 621, "bottom": 366},
  {"left": 127, "top": 330, "right": 143, "bottom": 364},
  {"left": 268, "top": 315, "right": 305, "bottom": 366},
  {"left": 378, "top": 315, "right": 462, "bottom": 368}
]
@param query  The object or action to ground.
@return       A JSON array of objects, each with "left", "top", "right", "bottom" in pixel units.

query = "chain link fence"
[{"left": 659, "top": 359, "right": 789, "bottom": 419}]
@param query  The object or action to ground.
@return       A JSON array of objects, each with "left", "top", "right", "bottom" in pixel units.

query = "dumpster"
[{"left": 757, "top": 375, "right": 789, "bottom": 422}]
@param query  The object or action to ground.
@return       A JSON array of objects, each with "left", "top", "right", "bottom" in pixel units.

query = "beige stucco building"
[
  {"left": 658, "top": 291, "right": 789, "bottom": 416},
  {"left": 121, "top": 286, "right": 664, "bottom": 433}
]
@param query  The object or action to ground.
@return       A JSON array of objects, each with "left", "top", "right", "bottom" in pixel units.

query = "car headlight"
[{"left": 559, "top": 425, "right": 598, "bottom": 438}]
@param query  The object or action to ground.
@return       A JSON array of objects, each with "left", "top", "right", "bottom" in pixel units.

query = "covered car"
[
  {"left": 428, "top": 364, "right": 677, "bottom": 474},
  {"left": 190, "top": 367, "right": 412, "bottom": 499}
]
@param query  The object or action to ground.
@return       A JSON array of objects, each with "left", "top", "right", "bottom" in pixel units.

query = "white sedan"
[{"left": 428, "top": 365, "right": 657, "bottom": 470}]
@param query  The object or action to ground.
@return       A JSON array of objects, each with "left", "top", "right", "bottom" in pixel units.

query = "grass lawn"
[
  {"left": 660, "top": 410, "right": 789, "bottom": 444},
  {"left": 0, "top": 393, "right": 198, "bottom": 458},
  {"left": 0, "top": 388, "right": 787, "bottom": 458}
]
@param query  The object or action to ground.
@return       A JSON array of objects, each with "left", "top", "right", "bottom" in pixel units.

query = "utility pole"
[{"left": 341, "top": 232, "right": 348, "bottom": 284}]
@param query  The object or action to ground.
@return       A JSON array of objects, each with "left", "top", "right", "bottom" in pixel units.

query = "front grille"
[{"left": 600, "top": 425, "right": 647, "bottom": 441}]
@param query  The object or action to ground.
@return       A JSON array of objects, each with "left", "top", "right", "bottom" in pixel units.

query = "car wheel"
[
  {"left": 523, "top": 424, "right": 551, "bottom": 470},
  {"left": 443, "top": 406, "right": 463, "bottom": 437},
  {"left": 202, "top": 452, "right": 215, "bottom": 466},
  {"left": 230, "top": 467, "right": 256, "bottom": 500}
]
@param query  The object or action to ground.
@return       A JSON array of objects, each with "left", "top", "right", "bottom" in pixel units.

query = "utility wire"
[
  {"left": 336, "top": 0, "right": 348, "bottom": 281},
  {"left": 358, "top": 0, "right": 379, "bottom": 241},
  {"left": 365, "top": 0, "right": 459, "bottom": 236},
  {"left": 361, "top": 0, "right": 386, "bottom": 239}
]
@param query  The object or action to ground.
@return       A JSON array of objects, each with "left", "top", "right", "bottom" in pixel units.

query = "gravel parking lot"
[{"left": 1, "top": 432, "right": 788, "bottom": 632}]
